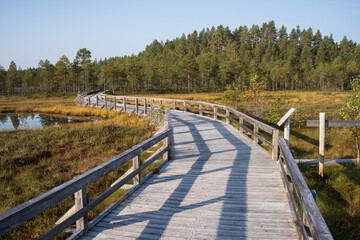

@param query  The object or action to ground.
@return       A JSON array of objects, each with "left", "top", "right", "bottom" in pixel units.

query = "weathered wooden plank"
[
  {"left": 319, "top": 112, "right": 325, "bottom": 180},
  {"left": 277, "top": 108, "right": 296, "bottom": 126},
  {"left": 307, "top": 119, "right": 360, "bottom": 127}
]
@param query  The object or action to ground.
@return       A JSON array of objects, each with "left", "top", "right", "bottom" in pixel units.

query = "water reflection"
[{"left": 0, "top": 113, "right": 89, "bottom": 131}]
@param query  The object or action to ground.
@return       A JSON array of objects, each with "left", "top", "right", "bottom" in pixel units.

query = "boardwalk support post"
[
  {"left": 239, "top": 117, "right": 244, "bottom": 133},
  {"left": 199, "top": 104, "right": 203, "bottom": 116},
  {"left": 163, "top": 136, "right": 169, "bottom": 161},
  {"left": 135, "top": 98, "right": 139, "bottom": 114},
  {"left": 319, "top": 112, "right": 325, "bottom": 180},
  {"left": 184, "top": 101, "right": 187, "bottom": 112},
  {"left": 284, "top": 118, "right": 290, "bottom": 146},
  {"left": 213, "top": 107, "right": 217, "bottom": 120},
  {"left": 123, "top": 97, "right": 127, "bottom": 112},
  {"left": 144, "top": 99, "right": 147, "bottom": 115},
  {"left": 114, "top": 97, "right": 116, "bottom": 111},
  {"left": 74, "top": 188, "right": 88, "bottom": 231},
  {"left": 226, "top": 109, "right": 230, "bottom": 124},
  {"left": 96, "top": 96, "right": 99, "bottom": 107},
  {"left": 104, "top": 96, "right": 107, "bottom": 109},
  {"left": 132, "top": 156, "right": 141, "bottom": 185},
  {"left": 272, "top": 129, "right": 279, "bottom": 160},
  {"left": 277, "top": 108, "right": 296, "bottom": 147},
  {"left": 253, "top": 125, "right": 259, "bottom": 144}
]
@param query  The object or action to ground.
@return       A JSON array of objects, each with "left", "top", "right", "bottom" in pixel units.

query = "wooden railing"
[
  {"left": 89, "top": 93, "right": 279, "bottom": 160},
  {"left": 0, "top": 105, "right": 171, "bottom": 239},
  {"left": 278, "top": 136, "right": 333, "bottom": 240},
  {"left": 1, "top": 92, "right": 333, "bottom": 239}
]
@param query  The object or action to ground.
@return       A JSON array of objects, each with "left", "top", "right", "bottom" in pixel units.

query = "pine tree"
[
  {"left": 55, "top": 55, "right": 70, "bottom": 93},
  {"left": 179, "top": 53, "right": 198, "bottom": 93},
  {"left": 6, "top": 61, "right": 17, "bottom": 94},
  {"left": 0, "top": 65, "right": 5, "bottom": 94},
  {"left": 75, "top": 48, "right": 92, "bottom": 91}
]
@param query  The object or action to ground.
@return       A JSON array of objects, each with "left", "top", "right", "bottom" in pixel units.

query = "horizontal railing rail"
[
  {"left": 0, "top": 104, "right": 171, "bottom": 239},
  {"left": 89, "top": 93, "right": 279, "bottom": 160},
  {"left": 82, "top": 92, "right": 333, "bottom": 238},
  {"left": 278, "top": 136, "right": 333, "bottom": 240}
]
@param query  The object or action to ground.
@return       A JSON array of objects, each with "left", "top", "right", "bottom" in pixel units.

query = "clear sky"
[{"left": 0, "top": 0, "right": 359, "bottom": 69}]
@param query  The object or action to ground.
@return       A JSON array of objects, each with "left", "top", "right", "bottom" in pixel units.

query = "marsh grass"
[
  {"left": 299, "top": 163, "right": 360, "bottom": 239},
  {"left": 0, "top": 97, "right": 156, "bottom": 239}
]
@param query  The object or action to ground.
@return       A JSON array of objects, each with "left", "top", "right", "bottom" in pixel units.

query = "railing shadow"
[{"left": 84, "top": 110, "right": 252, "bottom": 239}]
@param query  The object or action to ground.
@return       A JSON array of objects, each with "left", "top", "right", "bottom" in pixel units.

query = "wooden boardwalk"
[{"left": 80, "top": 110, "right": 298, "bottom": 239}]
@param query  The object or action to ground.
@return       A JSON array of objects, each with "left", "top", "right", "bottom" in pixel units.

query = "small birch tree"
[{"left": 340, "top": 76, "right": 360, "bottom": 163}]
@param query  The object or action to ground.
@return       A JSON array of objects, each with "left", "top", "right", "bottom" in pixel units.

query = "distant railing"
[
  {"left": 89, "top": 93, "right": 279, "bottom": 160},
  {"left": 0, "top": 100, "right": 171, "bottom": 239},
  {"left": 278, "top": 136, "right": 333, "bottom": 240}
]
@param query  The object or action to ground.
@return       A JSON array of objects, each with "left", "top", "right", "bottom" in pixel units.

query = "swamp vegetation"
[
  {"left": 0, "top": 91, "right": 359, "bottom": 239},
  {"left": 0, "top": 95, "right": 156, "bottom": 239}
]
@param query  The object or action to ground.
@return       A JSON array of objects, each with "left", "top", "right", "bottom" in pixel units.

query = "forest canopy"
[{"left": 1, "top": 21, "right": 359, "bottom": 94}]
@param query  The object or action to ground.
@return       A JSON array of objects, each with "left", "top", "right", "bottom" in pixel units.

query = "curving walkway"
[{"left": 80, "top": 110, "right": 298, "bottom": 239}]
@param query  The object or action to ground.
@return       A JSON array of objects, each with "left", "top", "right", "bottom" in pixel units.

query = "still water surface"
[{"left": 0, "top": 113, "right": 88, "bottom": 131}]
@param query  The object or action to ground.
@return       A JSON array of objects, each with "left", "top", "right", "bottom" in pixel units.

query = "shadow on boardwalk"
[{"left": 81, "top": 110, "right": 295, "bottom": 239}]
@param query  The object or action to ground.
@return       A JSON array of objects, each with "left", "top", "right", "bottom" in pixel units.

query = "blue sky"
[{"left": 0, "top": 0, "right": 359, "bottom": 69}]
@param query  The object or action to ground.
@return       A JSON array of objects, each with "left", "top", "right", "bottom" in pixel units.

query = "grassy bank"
[
  {"left": 0, "top": 97, "right": 156, "bottom": 239},
  {"left": 299, "top": 163, "right": 360, "bottom": 239}
]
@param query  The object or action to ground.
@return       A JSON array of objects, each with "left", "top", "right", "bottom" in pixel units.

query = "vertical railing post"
[
  {"left": 213, "top": 107, "right": 217, "bottom": 120},
  {"left": 150, "top": 99, "right": 154, "bottom": 112},
  {"left": 114, "top": 97, "right": 116, "bottom": 111},
  {"left": 135, "top": 98, "right": 139, "bottom": 114},
  {"left": 104, "top": 96, "right": 107, "bottom": 109},
  {"left": 226, "top": 109, "right": 230, "bottom": 124},
  {"left": 132, "top": 156, "right": 141, "bottom": 185},
  {"left": 144, "top": 99, "right": 147, "bottom": 114},
  {"left": 163, "top": 110, "right": 170, "bottom": 161},
  {"left": 272, "top": 129, "right": 279, "bottom": 160},
  {"left": 160, "top": 100, "right": 163, "bottom": 106},
  {"left": 163, "top": 136, "right": 169, "bottom": 161},
  {"left": 87, "top": 97, "right": 90, "bottom": 106},
  {"left": 96, "top": 95, "right": 99, "bottom": 107},
  {"left": 319, "top": 112, "right": 325, "bottom": 180},
  {"left": 253, "top": 125, "right": 259, "bottom": 144},
  {"left": 123, "top": 97, "right": 127, "bottom": 113},
  {"left": 74, "top": 188, "right": 88, "bottom": 231},
  {"left": 239, "top": 118, "right": 244, "bottom": 133},
  {"left": 184, "top": 101, "right": 186, "bottom": 112},
  {"left": 199, "top": 104, "right": 203, "bottom": 116},
  {"left": 174, "top": 101, "right": 177, "bottom": 110},
  {"left": 277, "top": 108, "right": 295, "bottom": 147},
  {"left": 284, "top": 118, "right": 290, "bottom": 146}
]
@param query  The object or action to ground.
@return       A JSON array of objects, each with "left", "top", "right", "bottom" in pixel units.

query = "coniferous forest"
[{"left": 1, "top": 21, "right": 360, "bottom": 94}]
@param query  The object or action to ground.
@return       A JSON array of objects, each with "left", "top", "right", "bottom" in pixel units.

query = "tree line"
[{"left": 1, "top": 21, "right": 360, "bottom": 94}]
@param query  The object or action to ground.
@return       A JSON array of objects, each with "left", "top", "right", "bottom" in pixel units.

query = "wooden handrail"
[
  {"left": 0, "top": 104, "right": 171, "bottom": 239},
  {"left": 92, "top": 93, "right": 278, "bottom": 160},
  {"left": 278, "top": 137, "right": 333, "bottom": 240},
  {"left": 85, "top": 93, "right": 332, "bottom": 238}
]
